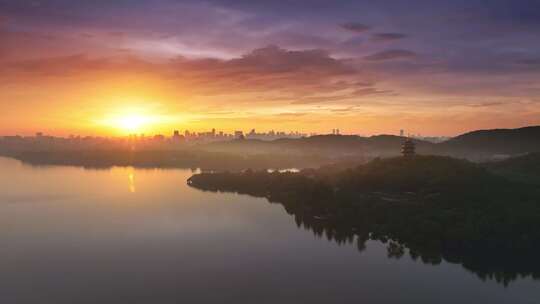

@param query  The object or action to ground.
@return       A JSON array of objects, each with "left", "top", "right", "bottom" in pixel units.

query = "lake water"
[{"left": 0, "top": 156, "right": 538, "bottom": 303}]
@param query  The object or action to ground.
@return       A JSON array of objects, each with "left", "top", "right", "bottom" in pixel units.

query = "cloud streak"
[
  {"left": 1, "top": 45, "right": 386, "bottom": 104},
  {"left": 370, "top": 33, "right": 408, "bottom": 42},
  {"left": 364, "top": 49, "right": 417, "bottom": 61},
  {"left": 340, "top": 22, "right": 371, "bottom": 33}
]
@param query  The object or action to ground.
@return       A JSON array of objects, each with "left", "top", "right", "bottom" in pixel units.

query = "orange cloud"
[{"left": 0, "top": 45, "right": 538, "bottom": 137}]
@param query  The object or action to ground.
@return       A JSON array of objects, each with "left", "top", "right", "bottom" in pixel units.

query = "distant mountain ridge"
[
  {"left": 437, "top": 126, "right": 540, "bottom": 156},
  {"left": 205, "top": 126, "right": 540, "bottom": 159},
  {"left": 205, "top": 134, "right": 435, "bottom": 157},
  {"left": 1, "top": 126, "right": 538, "bottom": 166}
]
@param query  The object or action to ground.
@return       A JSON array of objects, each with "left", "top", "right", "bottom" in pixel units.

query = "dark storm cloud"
[{"left": 364, "top": 49, "right": 416, "bottom": 61}]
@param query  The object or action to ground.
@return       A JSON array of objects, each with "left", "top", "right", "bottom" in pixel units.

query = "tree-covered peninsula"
[{"left": 188, "top": 155, "right": 540, "bottom": 285}]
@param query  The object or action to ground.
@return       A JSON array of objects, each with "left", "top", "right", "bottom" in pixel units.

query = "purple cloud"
[
  {"left": 340, "top": 22, "right": 371, "bottom": 33},
  {"left": 364, "top": 49, "right": 417, "bottom": 61},
  {"left": 370, "top": 33, "right": 408, "bottom": 42}
]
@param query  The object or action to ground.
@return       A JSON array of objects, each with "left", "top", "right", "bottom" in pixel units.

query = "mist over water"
[{"left": 0, "top": 157, "right": 537, "bottom": 304}]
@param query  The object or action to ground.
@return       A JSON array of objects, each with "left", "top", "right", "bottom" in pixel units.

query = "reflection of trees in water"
[
  {"left": 6, "top": 150, "right": 328, "bottom": 172},
  {"left": 287, "top": 206, "right": 540, "bottom": 286},
  {"left": 193, "top": 181, "right": 540, "bottom": 286},
  {"left": 188, "top": 156, "right": 540, "bottom": 287}
]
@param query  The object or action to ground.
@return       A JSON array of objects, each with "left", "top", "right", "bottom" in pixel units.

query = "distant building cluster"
[
  {"left": 399, "top": 129, "right": 449, "bottom": 143},
  {"left": 0, "top": 129, "right": 308, "bottom": 152},
  {"left": 0, "top": 128, "right": 452, "bottom": 153},
  {"left": 174, "top": 128, "right": 307, "bottom": 143}
]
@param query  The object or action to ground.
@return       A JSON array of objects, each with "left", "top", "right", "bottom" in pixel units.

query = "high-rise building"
[
  {"left": 234, "top": 131, "right": 244, "bottom": 139},
  {"left": 173, "top": 130, "right": 183, "bottom": 142},
  {"left": 400, "top": 129, "right": 404, "bottom": 137}
]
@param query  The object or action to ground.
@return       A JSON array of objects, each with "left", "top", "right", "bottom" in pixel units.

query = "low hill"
[
  {"left": 437, "top": 126, "right": 540, "bottom": 157},
  {"left": 204, "top": 134, "right": 434, "bottom": 157},
  {"left": 336, "top": 156, "right": 503, "bottom": 194},
  {"left": 189, "top": 155, "right": 506, "bottom": 198},
  {"left": 204, "top": 126, "right": 539, "bottom": 160},
  {"left": 486, "top": 152, "right": 540, "bottom": 184}
]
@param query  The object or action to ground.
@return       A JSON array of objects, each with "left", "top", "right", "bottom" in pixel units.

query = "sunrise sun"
[
  {"left": 116, "top": 115, "right": 149, "bottom": 133},
  {"left": 98, "top": 107, "right": 157, "bottom": 135}
]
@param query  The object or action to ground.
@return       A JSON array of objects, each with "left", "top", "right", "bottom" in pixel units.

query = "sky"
[{"left": 0, "top": 0, "right": 539, "bottom": 136}]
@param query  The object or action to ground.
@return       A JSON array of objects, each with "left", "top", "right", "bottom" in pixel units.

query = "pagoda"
[{"left": 401, "top": 138, "right": 416, "bottom": 157}]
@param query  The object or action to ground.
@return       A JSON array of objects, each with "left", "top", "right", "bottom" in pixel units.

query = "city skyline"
[{"left": 1, "top": 127, "right": 451, "bottom": 141}]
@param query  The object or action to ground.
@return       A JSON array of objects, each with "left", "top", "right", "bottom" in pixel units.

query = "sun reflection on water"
[{"left": 128, "top": 171, "right": 136, "bottom": 193}]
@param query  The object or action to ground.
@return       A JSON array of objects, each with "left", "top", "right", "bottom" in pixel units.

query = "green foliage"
[{"left": 486, "top": 152, "right": 540, "bottom": 185}]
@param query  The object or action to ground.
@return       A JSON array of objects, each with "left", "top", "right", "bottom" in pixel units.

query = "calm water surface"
[{"left": 0, "top": 157, "right": 538, "bottom": 303}]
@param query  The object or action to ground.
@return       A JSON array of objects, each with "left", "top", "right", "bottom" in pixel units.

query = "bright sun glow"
[
  {"left": 116, "top": 115, "right": 149, "bottom": 133},
  {"left": 97, "top": 103, "right": 183, "bottom": 135},
  {"left": 99, "top": 108, "right": 157, "bottom": 135}
]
